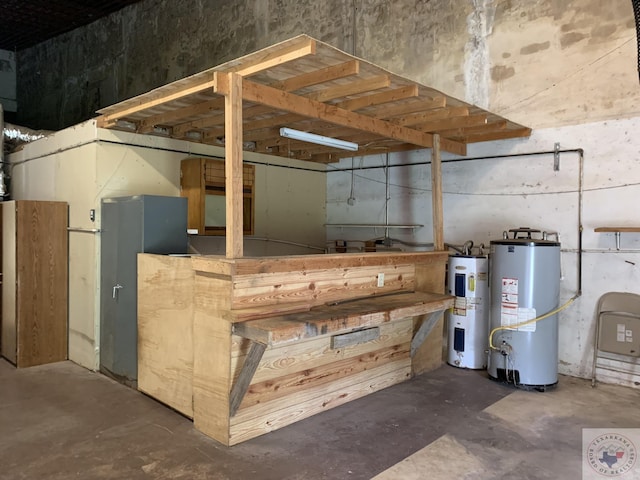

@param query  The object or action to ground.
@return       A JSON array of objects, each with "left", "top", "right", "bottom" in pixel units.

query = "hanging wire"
[{"left": 632, "top": 0, "right": 640, "bottom": 81}]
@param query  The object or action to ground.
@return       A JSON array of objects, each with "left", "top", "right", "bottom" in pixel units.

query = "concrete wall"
[
  {"left": 11, "top": 0, "right": 640, "bottom": 384},
  {"left": 327, "top": 118, "right": 640, "bottom": 384},
  {"left": 324, "top": 1, "right": 640, "bottom": 385},
  {"left": 8, "top": 122, "right": 326, "bottom": 369},
  {"left": 0, "top": 49, "right": 17, "bottom": 113},
  {"left": 15, "top": 0, "right": 640, "bottom": 131}
]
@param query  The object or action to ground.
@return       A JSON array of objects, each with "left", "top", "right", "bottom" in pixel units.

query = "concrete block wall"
[{"left": 10, "top": 0, "right": 640, "bottom": 384}]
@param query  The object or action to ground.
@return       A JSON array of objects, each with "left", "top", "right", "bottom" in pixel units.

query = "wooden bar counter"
[{"left": 138, "top": 251, "right": 452, "bottom": 446}]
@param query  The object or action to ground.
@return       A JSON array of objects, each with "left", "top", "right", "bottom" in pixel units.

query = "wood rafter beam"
[
  {"left": 307, "top": 75, "right": 390, "bottom": 102},
  {"left": 173, "top": 62, "right": 360, "bottom": 138},
  {"left": 309, "top": 142, "right": 422, "bottom": 163},
  {"left": 174, "top": 104, "right": 274, "bottom": 138},
  {"left": 437, "top": 120, "right": 507, "bottom": 137},
  {"left": 391, "top": 106, "right": 469, "bottom": 127},
  {"left": 461, "top": 127, "right": 532, "bottom": 143},
  {"left": 372, "top": 97, "right": 447, "bottom": 119},
  {"left": 270, "top": 60, "right": 359, "bottom": 92},
  {"left": 137, "top": 97, "right": 224, "bottom": 134},
  {"left": 96, "top": 37, "right": 316, "bottom": 130},
  {"left": 226, "top": 37, "right": 317, "bottom": 77},
  {"left": 335, "top": 85, "right": 419, "bottom": 111},
  {"left": 241, "top": 79, "right": 466, "bottom": 155},
  {"left": 417, "top": 114, "right": 487, "bottom": 133},
  {"left": 242, "top": 113, "right": 308, "bottom": 134},
  {"left": 96, "top": 73, "right": 217, "bottom": 128}
]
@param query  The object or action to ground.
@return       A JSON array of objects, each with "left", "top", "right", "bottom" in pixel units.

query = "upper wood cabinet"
[{"left": 180, "top": 158, "right": 255, "bottom": 236}]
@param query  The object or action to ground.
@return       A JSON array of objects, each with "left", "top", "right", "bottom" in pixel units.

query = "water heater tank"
[
  {"left": 488, "top": 228, "right": 561, "bottom": 390},
  {"left": 446, "top": 255, "right": 490, "bottom": 369}
]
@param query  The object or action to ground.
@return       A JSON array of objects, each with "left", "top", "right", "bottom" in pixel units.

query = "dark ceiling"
[{"left": 0, "top": 0, "right": 144, "bottom": 51}]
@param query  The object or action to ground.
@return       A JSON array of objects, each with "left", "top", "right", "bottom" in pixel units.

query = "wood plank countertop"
[
  {"left": 232, "top": 291, "right": 453, "bottom": 346},
  {"left": 191, "top": 251, "right": 449, "bottom": 276}
]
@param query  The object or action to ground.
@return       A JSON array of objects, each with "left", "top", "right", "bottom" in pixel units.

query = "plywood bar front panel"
[
  {"left": 138, "top": 254, "right": 194, "bottom": 418},
  {"left": 138, "top": 251, "right": 451, "bottom": 446}
]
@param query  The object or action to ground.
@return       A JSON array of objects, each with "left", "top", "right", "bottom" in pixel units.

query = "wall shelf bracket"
[
  {"left": 594, "top": 227, "right": 640, "bottom": 250},
  {"left": 554, "top": 142, "right": 560, "bottom": 171}
]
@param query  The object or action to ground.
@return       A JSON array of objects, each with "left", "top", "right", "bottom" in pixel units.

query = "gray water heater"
[{"left": 488, "top": 228, "right": 561, "bottom": 390}]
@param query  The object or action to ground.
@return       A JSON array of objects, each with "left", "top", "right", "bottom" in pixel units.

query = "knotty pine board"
[
  {"left": 191, "top": 251, "right": 448, "bottom": 277},
  {"left": 239, "top": 342, "right": 411, "bottom": 409},
  {"left": 413, "top": 261, "right": 448, "bottom": 374},
  {"left": 233, "top": 292, "right": 453, "bottom": 346},
  {"left": 137, "top": 254, "right": 195, "bottom": 418},
  {"left": 230, "top": 318, "right": 413, "bottom": 385},
  {"left": 231, "top": 264, "right": 416, "bottom": 310},
  {"left": 229, "top": 361, "right": 412, "bottom": 445},
  {"left": 192, "top": 272, "right": 234, "bottom": 443}
]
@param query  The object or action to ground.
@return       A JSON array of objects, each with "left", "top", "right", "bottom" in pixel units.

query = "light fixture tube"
[{"left": 279, "top": 127, "right": 358, "bottom": 152}]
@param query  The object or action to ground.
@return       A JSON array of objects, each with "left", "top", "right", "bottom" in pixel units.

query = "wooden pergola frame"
[{"left": 96, "top": 35, "right": 530, "bottom": 259}]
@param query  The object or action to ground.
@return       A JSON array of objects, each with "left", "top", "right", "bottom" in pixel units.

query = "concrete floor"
[{"left": 1, "top": 359, "right": 639, "bottom": 480}]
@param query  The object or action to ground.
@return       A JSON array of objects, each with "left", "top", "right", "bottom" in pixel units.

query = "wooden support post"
[
  {"left": 431, "top": 133, "right": 444, "bottom": 251},
  {"left": 229, "top": 341, "right": 267, "bottom": 417},
  {"left": 225, "top": 72, "right": 244, "bottom": 258},
  {"left": 411, "top": 310, "right": 444, "bottom": 357}
]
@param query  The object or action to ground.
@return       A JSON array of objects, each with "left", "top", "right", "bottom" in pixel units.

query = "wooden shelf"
[
  {"left": 594, "top": 227, "right": 640, "bottom": 250},
  {"left": 233, "top": 291, "right": 453, "bottom": 346},
  {"left": 594, "top": 227, "right": 640, "bottom": 233}
]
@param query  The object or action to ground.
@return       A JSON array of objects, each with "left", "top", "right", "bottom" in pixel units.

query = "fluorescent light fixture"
[{"left": 280, "top": 127, "right": 358, "bottom": 152}]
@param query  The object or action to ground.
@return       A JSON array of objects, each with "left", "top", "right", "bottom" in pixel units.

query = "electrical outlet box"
[{"left": 377, "top": 273, "right": 385, "bottom": 287}]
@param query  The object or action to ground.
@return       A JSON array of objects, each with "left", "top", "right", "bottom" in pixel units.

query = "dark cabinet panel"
[{"left": 100, "top": 195, "right": 187, "bottom": 384}]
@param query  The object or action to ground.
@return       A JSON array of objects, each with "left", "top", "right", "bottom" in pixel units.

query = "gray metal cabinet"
[{"left": 100, "top": 195, "right": 188, "bottom": 384}]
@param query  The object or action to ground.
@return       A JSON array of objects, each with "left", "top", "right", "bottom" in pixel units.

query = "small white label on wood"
[
  {"left": 331, "top": 327, "right": 380, "bottom": 349},
  {"left": 377, "top": 273, "right": 385, "bottom": 287}
]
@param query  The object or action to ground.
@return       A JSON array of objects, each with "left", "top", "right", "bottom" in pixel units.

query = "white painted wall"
[
  {"left": 326, "top": 0, "right": 640, "bottom": 388},
  {"left": 8, "top": 121, "right": 326, "bottom": 369},
  {"left": 327, "top": 117, "right": 640, "bottom": 384}
]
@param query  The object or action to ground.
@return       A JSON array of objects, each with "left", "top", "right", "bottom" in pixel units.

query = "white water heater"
[
  {"left": 447, "top": 255, "right": 490, "bottom": 369},
  {"left": 488, "top": 228, "right": 561, "bottom": 391}
]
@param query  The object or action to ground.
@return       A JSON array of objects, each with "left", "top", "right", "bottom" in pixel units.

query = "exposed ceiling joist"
[{"left": 96, "top": 35, "right": 531, "bottom": 163}]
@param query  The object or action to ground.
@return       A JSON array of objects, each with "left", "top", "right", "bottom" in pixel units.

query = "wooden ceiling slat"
[
  {"left": 172, "top": 63, "right": 367, "bottom": 137},
  {"left": 417, "top": 114, "right": 488, "bottom": 133},
  {"left": 137, "top": 97, "right": 225, "bottom": 133},
  {"left": 392, "top": 106, "right": 469, "bottom": 127},
  {"left": 437, "top": 120, "right": 507, "bottom": 137},
  {"left": 335, "top": 85, "right": 419, "bottom": 111},
  {"left": 96, "top": 74, "right": 217, "bottom": 128},
  {"left": 307, "top": 75, "right": 390, "bottom": 103},
  {"left": 241, "top": 113, "right": 308, "bottom": 134},
  {"left": 242, "top": 79, "right": 466, "bottom": 155},
  {"left": 95, "top": 35, "right": 531, "bottom": 163},
  {"left": 311, "top": 142, "right": 422, "bottom": 163},
  {"left": 461, "top": 127, "right": 532, "bottom": 143},
  {"left": 270, "top": 60, "right": 360, "bottom": 92},
  {"left": 227, "top": 37, "right": 317, "bottom": 77},
  {"left": 372, "top": 97, "right": 447, "bottom": 119}
]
